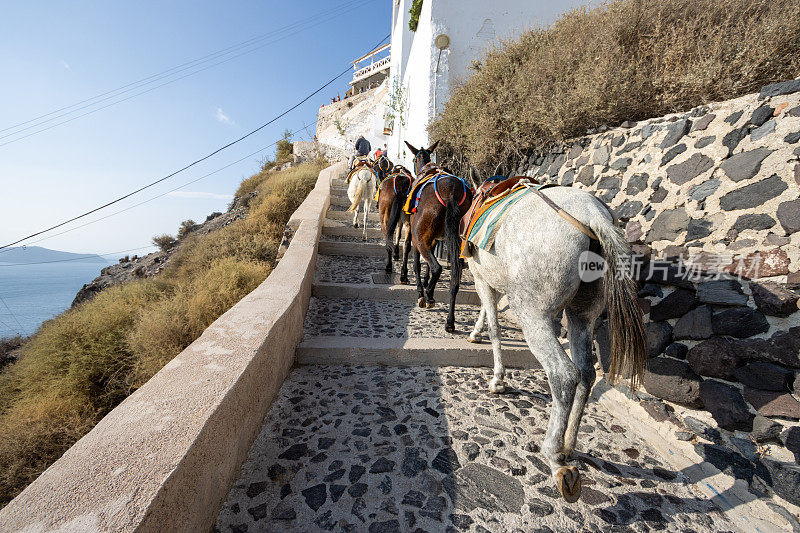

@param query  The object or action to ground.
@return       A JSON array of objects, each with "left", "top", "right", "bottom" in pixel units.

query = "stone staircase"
[{"left": 214, "top": 176, "right": 735, "bottom": 532}]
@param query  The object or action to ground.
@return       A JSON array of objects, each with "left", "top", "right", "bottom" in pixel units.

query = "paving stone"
[
  {"left": 664, "top": 342, "right": 688, "bottom": 360},
  {"left": 719, "top": 174, "right": 788, "bottom": 211},
  {"left": 719, "top": 147, "right": 773, "bottom": 182},
  {"left": 785, "top": 131, "right": 800, "bottom": 144},
  {"left": 722, "top": 126, "right": 749, "bottom": 155},
  {"left": 780, "top": 427, "right": 800, "bottom": 463},
  {"left": 649, "top": 187, "right": 668, "bottom": 203},
  {"left": 592, "top": 145, "right": 611, "bottom": 166},
  {"left": 615, "top": 200, "right": 642, "bottom": 221},
  {"left": 761, "top": 459, "right": 800, "bottom": 507},
  {"left": 646, "top": 321, "right": 673, "bottom": 357},
  {"left": 302, "top": 483, "right": 327, "bottom": 511},
  {"left": 700, "top": 381, "right": 754, "bottom": 431},
  {"left": 625, "top": 173, "right": 648, "bottom": 195},
  {"left": 443, "top": 463, "right": 524, "bottom": 514},
  {"left": 759, "top": 80, "right": 800, "bottom": 99},
  {"left": 660, "top": 143, "right": 686, "bottom": 166},
  {"left": 666, "top": 154, "right": 714, "bottom": 185},
  {"left": 686, "top": 219, "right": 713, "bottom": 241},
  {"left": 724, "top": 110, "right": 744, "bottom": 125}
]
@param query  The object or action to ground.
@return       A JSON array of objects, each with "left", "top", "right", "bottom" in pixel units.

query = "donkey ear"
[
  {"left": 427, "top": 140, "right": 440, "bottom": 153},
  {"left": 493, "top": 162, "right": 505, "bottom": 176},
  {"left": 404, "top": 141, "right": 419, "bottom": 155},
  {"left": 469, "top": 166, "right": 482, "bottom": 189}
]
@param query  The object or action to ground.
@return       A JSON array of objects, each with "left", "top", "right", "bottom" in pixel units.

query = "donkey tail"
[
  {"left": 444, "top": 193, "right": 463, "bottom": 283},
  {"left": 347, "top": 176, "right": 367, "bottom": 212},
  {"left": 386, "top": 184, "right": 408, "bottom": 239},
  {"left": 589, "top": 214, "right": 647, "bottom": 390}
]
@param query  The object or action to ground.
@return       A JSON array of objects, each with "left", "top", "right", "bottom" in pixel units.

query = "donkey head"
[{"left": 404, "top": 140, "right": 440, "bottom": 176}]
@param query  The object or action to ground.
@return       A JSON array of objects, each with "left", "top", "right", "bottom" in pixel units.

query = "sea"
[{"left": 0, "top": 261, "right": 111, "bottom": 338}]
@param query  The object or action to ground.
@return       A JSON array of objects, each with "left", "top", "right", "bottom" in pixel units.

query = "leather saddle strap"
[{"left": 525, "top": 185, "right": 598, "bottom": 241}]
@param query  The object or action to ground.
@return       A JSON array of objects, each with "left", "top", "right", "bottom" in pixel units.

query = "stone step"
[
  {"left": 318, "top": 241, "right": 385, "bottom": 257},
  {"left": 326, "top": 208, "right": 380, "bottom": 224},
  {"left": 295, "top": 336, "right": 540, "bottom": 368},
  {"left": 322, "top": 223, "right": 383, "bottom": 240},
  {"left": 312, "top": 281, "right": 480, "bottom": 305}
]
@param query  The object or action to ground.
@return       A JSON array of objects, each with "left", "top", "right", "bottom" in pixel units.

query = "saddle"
[
  {"left": 459, "top": 176, "right": 533, "bottom": 239},
  {"left": 403, "top": 166, "right": 472, "bottom": 215},
  {"left": 375, "top": 166, "right": 412, "bottom": 202},
  {"left": 346, "top": 157, "right": 374, "bottom": 184}
]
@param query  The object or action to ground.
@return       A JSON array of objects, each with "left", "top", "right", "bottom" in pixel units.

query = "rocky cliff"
[{"left": 71, "top": 197, "right": 251, "bottom": 307}]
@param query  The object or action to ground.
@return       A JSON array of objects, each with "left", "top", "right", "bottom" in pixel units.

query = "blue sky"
[{"left": 0, "top": 0, "right": 390, "bottom": 256}]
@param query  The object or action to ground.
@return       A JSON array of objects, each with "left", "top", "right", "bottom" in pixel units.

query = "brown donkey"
[
  {"left": 404, "top": 141, "right": 474, "bottom": 333},
  {"left": 377, "top": 164, "right": 413, "bottom": 281}
]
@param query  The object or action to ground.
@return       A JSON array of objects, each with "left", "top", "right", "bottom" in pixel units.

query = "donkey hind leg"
[
  {"left": 562, "top": 309, "right": 596, "bottom": 458},
  {"left": 474, "top": 275, "right": 504, "bottom": 392},
  {"left": 413, "top": 248, "right": 425, "bottom": 307},
  {"left": 400, "top": 226, "right": 412, "bottom": 284},
  {"left": 468, "top": 306, "right": 486, "bottom": 343},
  {"left": 362, "top": 198, "right": 369, "bottom": 240},
  {"left": 393, "top": 224, "right": 401, "bottom": 259},
  {"left": 517, "top": 312, "right": 582, "bottom": 503},
  {"left": 352, "top": 205, "right": 360, "bottom": 228},
  {"left": 418, "top": 245, "right": 442, "bottom": 308}
]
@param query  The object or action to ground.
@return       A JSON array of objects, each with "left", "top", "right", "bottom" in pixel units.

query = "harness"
[
  {"left": 347, "top": 157, "right": 376, "bottom": 183},
  {"left": 389, "top": 166, "right": 412, "bottom": 194}
]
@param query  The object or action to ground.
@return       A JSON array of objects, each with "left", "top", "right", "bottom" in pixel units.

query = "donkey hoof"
[
  {"left": 555, "top": 466, "right": 581, "bottom": 503},
  {"left": 385, "top": 265, "right": 393, "bottom": 274},
  {"left": 445, "top": 323, "right": 455, "bottom": 333},
  {"left": 425, "top": 300, "right": 436, "bottom": 309},
  {"left": 467, "top": 333, "right": 482, "bottom": 344},
  {"left": 353, "top": 222, "right": 359, "bottom": 228},
  {"left": 400, "top": 275, "right": 409, "bottom": 284},
  {"left": 488, "top": 378, "right": 506, "bottom": 394},
  {"left": 418, "top": 297, "right": 426, "bottom": 308}
]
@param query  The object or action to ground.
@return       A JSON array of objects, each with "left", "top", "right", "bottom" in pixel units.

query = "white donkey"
[
  {"left": 464, "top": 169, "right": 646, "bottom": 503},
  {"left": 346, "top": 163, "right": 378, "bottom": 240}
]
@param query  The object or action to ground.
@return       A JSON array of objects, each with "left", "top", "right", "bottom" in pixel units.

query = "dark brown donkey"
[
  {"left": 404, "top": 141, "right": 474, "bottom": 333},
  {"left": 378, "top": 164, "right": 413, "bottom": 281}
]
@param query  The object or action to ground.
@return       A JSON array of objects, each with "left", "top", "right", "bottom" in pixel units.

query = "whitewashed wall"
[
  {"left": 316, "top": 81, "right": 390, "bottom": 154},
  {"left": 386, "top": 0, "right": 587, "bottom": 169}
]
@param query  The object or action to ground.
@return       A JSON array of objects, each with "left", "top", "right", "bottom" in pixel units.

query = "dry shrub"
[
  {"left": 431, "top": 0, "right": 800, "bottom": 175},
  {"left": 0, "top": 161, "right": 322, "bottom": 506}
]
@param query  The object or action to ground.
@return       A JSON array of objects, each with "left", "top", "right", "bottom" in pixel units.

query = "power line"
[
  {"left": 0, "top": 32, "right": 390, "bottom": 251},
  {"left": 0, "top": 0, "right": 373, "bottom": 138},
  {"left": 0, "top": 0, "right": 378, "bottom": 147},
  {"left": 0, "top": 295, "right": 25, "bottom": 332},
  {"left": 0, "top": 246, "right": 155, "bottom": 267},
  {"left": 20, "top": 136, "right": 289, "bottom": 247}
]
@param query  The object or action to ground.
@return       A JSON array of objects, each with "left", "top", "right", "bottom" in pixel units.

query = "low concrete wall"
[{"left": 0, "top": 163, "right": 344, "bottom": 532}]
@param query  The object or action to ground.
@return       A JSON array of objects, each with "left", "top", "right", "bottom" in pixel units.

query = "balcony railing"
[{"left": 350, "top": 43, "right": 391, "bottom": 86}]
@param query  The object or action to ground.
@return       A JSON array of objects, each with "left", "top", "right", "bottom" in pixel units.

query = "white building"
[
  {"left": 317, "top": 1, "right": 585, "bottom": 166},
  {"left": 385, "top": 0, "right": 585, "bottom": 168}
]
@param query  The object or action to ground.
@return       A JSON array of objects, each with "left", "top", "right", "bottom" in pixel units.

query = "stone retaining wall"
[
  {"left": 515, "top": 80, "right": 800, "bottom": 508},
  {"left": 0, "top": 163, "right": 345, "bottom": 532}
]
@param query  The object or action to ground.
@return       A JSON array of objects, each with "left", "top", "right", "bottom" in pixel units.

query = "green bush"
[
  {"left": 409, "top": 0, "right": 423, "bottom": 31},
  {"left": 430, "top": 0, "right": 800, "bottom": 175},
  {"left": 177, "top": 219, "right": 196, "bottom": 239}
]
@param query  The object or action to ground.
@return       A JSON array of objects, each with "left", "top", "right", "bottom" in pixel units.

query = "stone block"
[
  {"left": 744, "top": 388, "right": 800, "bottom": 419},
  {"left": 673, "top": 305, "right": 713, "bottom": 340},
  {"left": 734, "top": 362, "right": 794, "bottom": 392},
  {"left": 697, "top": 280, "right": 747, "bottom": 306},
  {"left": 719, "top": 147, "right": 773, "bottom": 182},
  {"left": 751, "top": 282, "right": 799, "bottom": 317},
  {"left": 699, "top": 380, "right": 754, "bottom": 431},
  {"left": 711, "top": 308, "right": 770, "bottom": 338},
  {"left": 643, "top": 357, "right": 703, "bottom": 407},
  {"left": 688, "top": 337, "right": 740, "bottom": 380},
  {"left": 650, "top": 289, "right": 698, "bottom": 321}
]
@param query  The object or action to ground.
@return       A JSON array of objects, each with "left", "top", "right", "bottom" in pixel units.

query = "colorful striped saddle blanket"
[
  {"left": 460, "top": 177, "right": 555, "bottom": 258},
  {"left": 346, "top": 157, "right": 374, "bottom": 184}
]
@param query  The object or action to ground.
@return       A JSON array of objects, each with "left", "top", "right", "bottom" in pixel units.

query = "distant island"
[{"left": 0, "top": 246, "right": 110, "bottom": 264}]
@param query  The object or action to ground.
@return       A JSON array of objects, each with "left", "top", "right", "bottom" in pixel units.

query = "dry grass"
[
  {"left": 0, "top": 160, "right": 324, "bottom": 506},
  {"left": 430, "top": 0, "right": 800, "bottom": 175}
]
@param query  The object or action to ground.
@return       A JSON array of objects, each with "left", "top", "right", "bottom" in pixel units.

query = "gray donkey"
[{"left": 464, "top": 169, "right": 646, "bottom": 503}]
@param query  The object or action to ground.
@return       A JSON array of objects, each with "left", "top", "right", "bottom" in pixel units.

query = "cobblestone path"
[{"left": 216, "top": 177, "right": 733, "bottom": 532}]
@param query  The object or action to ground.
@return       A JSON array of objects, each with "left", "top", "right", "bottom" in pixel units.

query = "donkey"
[
  {"left": 346, "top": 159, "right": 378, "bottom": 240},
  {"left": 463, "top": 168, "right": 646, "bottom": 503},
  {"left": 404, "top": 141, "right": 473, "bottom": 333},
  {"left": 377, "top": 164, "right": 413, "bottom": 281}
]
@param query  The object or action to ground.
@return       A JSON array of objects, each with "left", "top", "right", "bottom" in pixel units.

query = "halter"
[{"left": 413, "top": 151, "right": 432, "bottom": 176}]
